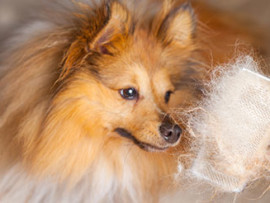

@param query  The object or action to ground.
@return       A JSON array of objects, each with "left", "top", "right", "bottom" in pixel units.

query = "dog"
[{"left": 0, "top": 0, "right": 260, "bottom": 202}]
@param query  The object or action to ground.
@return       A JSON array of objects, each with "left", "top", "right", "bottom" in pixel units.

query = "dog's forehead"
[
  {"left": 95, "top": 30, "right": 172, "bottom": 89},
  {"left": 127, "top": 31, "right": 166, "bottom": 72}
]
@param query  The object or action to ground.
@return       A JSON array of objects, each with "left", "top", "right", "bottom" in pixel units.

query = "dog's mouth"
[{"left": 114, "top": 128, "right": 168, "bottom": 152}]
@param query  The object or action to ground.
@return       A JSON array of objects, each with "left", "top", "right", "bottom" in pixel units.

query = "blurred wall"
[{"left": 200, "top": 0, "right": 270, "bottom": 29}]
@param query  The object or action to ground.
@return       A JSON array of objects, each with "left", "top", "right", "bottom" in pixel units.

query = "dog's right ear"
[
  {"left": 89, "top": 1, "right": 132, "bottom": 55},
  {"left": 60, "top": 1, "right": 131, "bottom": 79}
]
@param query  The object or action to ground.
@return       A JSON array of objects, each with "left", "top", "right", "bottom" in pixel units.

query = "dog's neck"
[{"left": 0, "top": 146, "right": 177, "bottom": 202}]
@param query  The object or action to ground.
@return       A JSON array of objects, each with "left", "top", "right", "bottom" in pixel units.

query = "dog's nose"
[{"left": 159, "top": 123, "right": 182, "bottom": 144}]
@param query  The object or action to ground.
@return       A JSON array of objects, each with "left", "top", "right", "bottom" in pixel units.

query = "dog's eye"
[
  {"left": 165, "top": 91, "right": 173, "bottom": 103},
  {"left": 119, "top": 88, "right": 138, "bottom": 100}
]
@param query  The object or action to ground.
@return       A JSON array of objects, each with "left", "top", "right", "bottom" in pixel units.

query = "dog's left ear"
[{"left": 157, "top": 2, "right": 196, "bottom": 47}]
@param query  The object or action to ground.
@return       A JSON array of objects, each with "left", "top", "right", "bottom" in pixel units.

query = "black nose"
[{"left": 159, "top": 123, "right": 182, "bottom": 144}]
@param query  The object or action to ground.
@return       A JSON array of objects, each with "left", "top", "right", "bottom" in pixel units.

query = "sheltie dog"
[{"left": 0, "top": 0, "right": 260, "bottom": 202}]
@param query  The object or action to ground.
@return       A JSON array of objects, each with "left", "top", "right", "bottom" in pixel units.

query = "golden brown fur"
[{"left": 0, "top": 0, "right": 262, "bottom": 202}]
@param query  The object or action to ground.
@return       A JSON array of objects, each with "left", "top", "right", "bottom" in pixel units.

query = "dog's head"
[
  {"left": 51, "top": 1, "right": 197, "bottom": 152},
  {"left": 24, "top": 1, "right": 198, "bottom": 177}
]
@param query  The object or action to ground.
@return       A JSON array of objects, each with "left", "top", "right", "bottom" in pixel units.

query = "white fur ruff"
[{"left": 0, "top": 159, "right": 141, "bottom": 203}]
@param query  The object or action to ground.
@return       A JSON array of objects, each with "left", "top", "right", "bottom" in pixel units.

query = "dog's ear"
[
  {"left": 90, "top": 1, "right": 131, "bottom": 55},
  {"left": 157, "top": 2, "right": 196, "bottom": 47},
  {"left": 60, "top": 1, "right": 131, "bottom": 79}
]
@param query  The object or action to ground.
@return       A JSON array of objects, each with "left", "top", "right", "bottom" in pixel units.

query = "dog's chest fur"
[{"left": 0, "top": 157, "right": 143, "bottom": 203}]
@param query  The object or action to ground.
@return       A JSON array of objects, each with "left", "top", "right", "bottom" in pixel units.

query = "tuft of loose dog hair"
[{"left": 175, "top": 56, "right": 270, "bottom": 202}]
